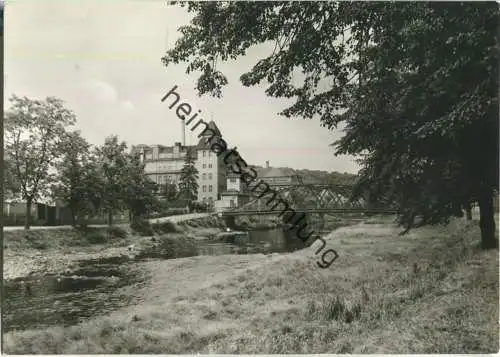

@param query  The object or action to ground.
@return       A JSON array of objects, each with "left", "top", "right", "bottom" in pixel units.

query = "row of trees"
[
  {"left": 3, "top": 95, "right": 198, "bottom": 230},
  {"left": 162, "top": 2, "right": 499, "bottom": 249}
]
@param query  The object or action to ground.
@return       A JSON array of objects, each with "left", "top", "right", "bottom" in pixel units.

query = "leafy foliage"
[
  {"left": 94, "top": 136, "right": 130, "bottom": 225},
  {"left": 4, "top": 95, "right": 77, "bottom": 229},
  {"left": 163, "top": 2, "right": 499, "bottom": 248},
  {"left": 4, "top": 96, "right": 160, "bottom": 229},
  {"left": 130, "top": 218, "right": 154, "bottom": 236},
  {"left": 178, "top": 148, "right": 199, "bottom": 202},
  {"left": 163, "top": 180, "right": 179, "bottom": 200},
  {"left": 4, "top": 156, "right": 22, "bottom": 200},
  {"left": 122, "top": 154, "right": 160, "bottom": 223},
  {"left": 106, "top": 226, "right": 128, "bottom": 239},
  {"left": 52, "top": 131, "right": 97, "bottom": 225}
]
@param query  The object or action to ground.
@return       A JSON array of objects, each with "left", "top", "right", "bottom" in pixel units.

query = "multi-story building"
[
  {"left": 131, "top": 142, "right": 197, "bottom": 189},
  {"left": 217, "top": 172, "right": 251, "bottom": 211},
  {"left": 130, "top": 121, "right": 227, "bottom": 205},
  {"left": 195, "top": 121, "right": 227, "bottom": 206}
]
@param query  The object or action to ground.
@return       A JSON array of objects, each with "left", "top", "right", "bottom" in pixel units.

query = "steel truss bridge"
[{"left": 221, "top": 181, "right": 397, "bottom": 217}]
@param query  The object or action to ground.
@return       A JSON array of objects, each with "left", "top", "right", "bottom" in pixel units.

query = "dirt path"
[
  {"left": 149, "top": 212, "right": 213, "bottom": 224},
  {"left": 2, "top": 224, "right": 112, "bottom": 231}
]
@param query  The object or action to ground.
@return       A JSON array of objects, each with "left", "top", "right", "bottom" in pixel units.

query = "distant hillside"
[
  {"left": 251, "top": 165, "right": 358, "bottom": 185},
  {"left": 293, "top": 168, "right": 358, "bottom": 185}
]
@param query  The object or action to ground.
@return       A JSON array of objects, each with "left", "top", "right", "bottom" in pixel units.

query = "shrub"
[
  {"left": 86, "top": 232, "right": 107, "bottom": 244},
  {"left": 76, "top": 227, "right": 108, "bottom": 244},
  {"left": 131, "top": 219, "right": 154, "bottom": 236},
  {"left": 152, "top": 221, "right": 180, "bottom": 234},
  {"left": 22, "top": 231, "right": 50, "bottom": 250},
  {"left": 106, "top": 226, "right": 128, "bottom": 239},
  {"left": 135, "top": 235, "right": 197, "bottom": 259}
]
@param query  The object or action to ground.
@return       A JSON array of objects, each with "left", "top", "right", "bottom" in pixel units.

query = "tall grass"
[{"left": 3, "top": 218, "right": 498, "bottom": 354}]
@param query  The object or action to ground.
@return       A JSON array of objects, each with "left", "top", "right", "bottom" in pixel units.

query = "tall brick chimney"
[{"left": 266, "top": 160, "right": 270, "bottom": 168}]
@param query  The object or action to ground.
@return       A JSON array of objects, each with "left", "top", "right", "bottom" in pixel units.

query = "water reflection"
[
  {"left": 2, "top": 258, "right": 145, "bottom": 332},
  {"left": 2, "top": 227, "right": 308, "bottom": 332},
  {"left": 196, "top": 227, "right": 306, "bottom": 256}
]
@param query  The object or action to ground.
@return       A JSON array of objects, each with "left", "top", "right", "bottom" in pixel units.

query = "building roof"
[
  {"left": 205, "top": 121, "right": 222, "bottom": 136},
  {"left": 130, "top": 144, "right": 197, "bottom": 156},
  {"left": 228, "top": 171, "right": 246, "bottom": 178},
  {"left": 196, "top": 121, "right": 223, "bottom": 150}
]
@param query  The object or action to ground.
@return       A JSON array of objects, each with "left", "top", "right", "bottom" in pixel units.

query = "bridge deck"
[{"left": 222, "top": 208, "right": 397, "bottom": 216}]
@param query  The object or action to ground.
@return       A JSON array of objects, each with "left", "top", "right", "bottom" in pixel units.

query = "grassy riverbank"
[
  {"left": 4, "top": 217, "right": 498, "bottom": 354},
  {"left": 3, "top": 216, "right": 227, "bottom": 280}
]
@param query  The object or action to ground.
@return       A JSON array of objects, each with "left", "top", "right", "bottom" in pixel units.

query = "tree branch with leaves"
[
  {"left": 4, "top": 95, "right": 77, "bottom": 229},
  {"left": 163, "top": 2, "right": 499, "bottom": 249}
]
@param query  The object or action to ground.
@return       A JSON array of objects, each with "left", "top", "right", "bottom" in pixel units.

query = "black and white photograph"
[{"left": 2, "top": 1, "right": 499, "bottom": 354}]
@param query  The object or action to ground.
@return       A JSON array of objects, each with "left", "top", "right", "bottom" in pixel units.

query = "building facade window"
[
  {"left": 203, "top": 185, "right": 206, "bottom": 192},
  {"left": 203, "top": 164, "right": 206, "bottom": 169},
  {"left": 208, "top": 151, "right": 212, "bottom": 157},
  {"left": 229, "top": 178, "right": 237, "bottom": 183},
  {"left": 208, "top": 173, "right": 212, "bottom": 180},
  {"left": 230, "top": 200, "right": 235, "bottom": 208},
  {"left": 203, "top": 150, "right": 206, "bottom": 157},
  {"left": 208, "top": 164, "right": 212, "bottom": 168},
  {"left": 202, "top": 173, "right": 206, "bottom": 180},
  {"left": 208, "top": 185, "right": 213, "bottom": 192}
]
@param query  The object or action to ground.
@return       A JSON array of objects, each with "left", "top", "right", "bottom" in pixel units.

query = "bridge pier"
[
  {"left": 286, "top": 211, "right": 309, "bottom": 232},
  {"left": 223, "top": 215, "right": 238, "bottom": 230},
  {"left": 317, "top": 213, "right": 325, "bottom": 231}
]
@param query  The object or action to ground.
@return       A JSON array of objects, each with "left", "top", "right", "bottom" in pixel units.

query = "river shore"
[
  {"left": 2, "top": 213, "right": 303, "bottom": 280},
  {"left": 4, "top": 217, "right": 498, "bottom": 354},
  {"left": 3, "top": 218, "right": 223, "bottom": 281}
]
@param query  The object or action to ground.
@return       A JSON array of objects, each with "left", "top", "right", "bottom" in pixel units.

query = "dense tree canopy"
[
  {"left": 52, "top": 131, "right": 95, "bottom": 225},
  {"left": 123, "top": 154, "right": 160, "bottom": 224},
  {"left": 162, "top": 2, "right": 499, "bottom": 248},
  {"left": 4, "top": 95, "right": 77, "bottom": 229},
  {"left": 4, "top": 95, "right": 161, "bottom": 229},
  {"left": 95, "top": 136, "right": 133, "bottom": 226}
]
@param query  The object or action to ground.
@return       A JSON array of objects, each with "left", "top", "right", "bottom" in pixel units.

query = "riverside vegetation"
[
  {"left": 3, "top": 215, "right": 498, "bottom": 354},
  {"left": 3, "top": 215, "right": 225, "bottom": 280}
]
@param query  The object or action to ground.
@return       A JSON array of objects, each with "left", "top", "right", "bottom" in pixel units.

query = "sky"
[{"left": 5, "top": 0, "right": 360, "bottom": 174}]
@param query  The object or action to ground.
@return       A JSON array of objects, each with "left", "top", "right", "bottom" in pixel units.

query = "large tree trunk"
[
  {"left": 24, "top": 197, "right": 32, "bottom": 230},
  {"left": 107, "top": 210, "right": 113, "bottom": 226},
  {"left": 478, "top": 187, "right": 498, "bottom": 249}
]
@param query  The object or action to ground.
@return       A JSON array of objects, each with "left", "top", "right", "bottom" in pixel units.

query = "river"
[{"left": 2, "top": 226, "right": 307, "bottom": 332}]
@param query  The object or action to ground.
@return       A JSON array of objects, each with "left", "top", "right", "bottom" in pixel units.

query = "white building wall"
[
  {"left": 227, "top": 176, "right": 241, "bottom": 191},
  {"left": 215, "top": 199, "right": 231, "bottom": 212},
  {"left": 221, "top": 195, "right": 237, "bottom": 208},
  {"left": 197, "top": 149, "right": 219, "bottom": 203},
  {"left": 144, "top": 159, "right": 185, "bottom": 186}
]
